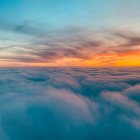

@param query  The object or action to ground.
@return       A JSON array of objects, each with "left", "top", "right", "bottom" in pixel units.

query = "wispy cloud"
[{"left": 0, "top": 22, "right": 140, "bottom": 66}]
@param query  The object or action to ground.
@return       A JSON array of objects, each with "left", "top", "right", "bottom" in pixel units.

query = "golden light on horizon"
[{"left": 0, "top": 49, "right": 140, "bottom": 67}]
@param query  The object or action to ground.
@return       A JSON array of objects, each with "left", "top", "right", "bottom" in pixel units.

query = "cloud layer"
[{"left": 0, "top": 67, "right": 140, "bottom": 140}]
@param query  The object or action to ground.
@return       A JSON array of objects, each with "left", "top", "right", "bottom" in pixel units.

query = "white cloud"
[{"left": 0, "top": 67, "right": 140, "bottom": 140}]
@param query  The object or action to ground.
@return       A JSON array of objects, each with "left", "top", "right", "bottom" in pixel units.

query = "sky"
[{"left": 0, "top": 0, "right": 140, "bottom": 67}]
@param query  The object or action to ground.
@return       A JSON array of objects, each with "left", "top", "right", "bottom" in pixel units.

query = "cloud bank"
[{"left": 0, "top": 67, "right": 140, "bottom": 140}]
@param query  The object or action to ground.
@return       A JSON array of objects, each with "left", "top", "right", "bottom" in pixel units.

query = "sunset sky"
[{"left": 0, "top": 0, "right": 140, "bottom": 67}]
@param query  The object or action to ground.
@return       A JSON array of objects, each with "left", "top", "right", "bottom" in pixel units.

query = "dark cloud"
[
  {"left": 112, "top": 31, "right": 140, "bottom": 48},
  {"left": 0, "top": 21, "right": 47, "bottom": 36}
]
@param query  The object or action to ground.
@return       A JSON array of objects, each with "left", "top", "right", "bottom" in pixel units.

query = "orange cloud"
[
  {"left": 1, "top": 50, "right": 140, "bottom": 67},
  {"left": 0, "top": 28, "right": 140, "bottom": 67}
]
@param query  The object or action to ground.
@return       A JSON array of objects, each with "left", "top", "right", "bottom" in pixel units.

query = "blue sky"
[{"left": 1, "top": 0, "right": 139, "bottom": 29}]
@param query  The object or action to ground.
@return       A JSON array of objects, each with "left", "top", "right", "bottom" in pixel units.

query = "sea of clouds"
[{"left": 0, "top": 67, "right": 140, "bottom": 140}]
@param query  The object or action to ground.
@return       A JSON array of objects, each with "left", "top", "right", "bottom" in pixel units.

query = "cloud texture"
[
  {"left": 0, "top": 22, "right": 140, "bottom": 66},
  {"left": 0, "top": 67, "right": 140, "bottom": 140}
]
